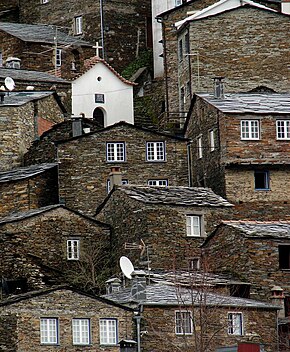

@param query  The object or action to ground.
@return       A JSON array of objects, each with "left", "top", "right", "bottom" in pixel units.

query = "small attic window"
[
  {"left": 95, "top": 94, "right": 105, "bottom": 103},
  {"left": 97, "top": 76, "right": 102, "bottom": 82}
]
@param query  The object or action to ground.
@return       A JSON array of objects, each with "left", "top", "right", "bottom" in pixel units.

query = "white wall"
[{"left": 72, "top": 63, "right": 134, "bottom": 126}]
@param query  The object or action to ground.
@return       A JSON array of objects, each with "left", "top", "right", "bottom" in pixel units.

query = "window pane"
[
  {"left": 146, "top": 142, "right": 165, "bottom": 161},
  {"left": 100, "top": 319, "right": 117, "bottom": 345},
  {"left": 40, "top": 318, "right": 58, "bottom": 344},
  {"left": 228, "top": 313, "right": 242, "bottom": 335},
  {"left": 67, "top": 240, "right": 79, "bottom": 260},
  {"left": 107, "top": 143, "right": 125, "bottom": 162},
  {"left": 175, "top": 311, "right": 192, "bottom": 334},
  {"left": 72, "top": 319, "right": 90, "bottom": 345},
  {"left": 254, "top": 171, "right": 269, "bottom": 190},
  {"left": 241, "top": 120, "right": 259, "bottom": 140},
  {"left": 277, "top": 120, "right": 290, "bottom": 140},
  {"left": 186, "top": 216, "right": 201, "bottom": 237}
]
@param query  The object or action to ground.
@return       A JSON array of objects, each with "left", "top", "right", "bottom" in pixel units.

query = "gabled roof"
[
  {"left": 104, "top": 282, "right": 278, "bottom": 309},
  {"left": 73, "top": 56, "right": 136, "bottom": 86},
  {"left": 0, "top": 163, "right": 58, "bottom": 183},
  {"left": 0, "top": 91, "right": 61, "bottom": 107},
  {"left": 0, "top": 68, "right": 70, "bottom": 84},
  {"left": 0, "top": 22, "right": 92, "bottom": 47},
  {"left": 195, "top": 93, "right": 290, "bottom": 114},
  {"left": 55, "top": 121, "right": 189, "bottom": 145},
  {"left": 96, "top": 185, "right": 232, "bottom": 214},
  {"left": 0, "top": 286, "right": 133, "bottom": 311},
  {"left": 0, "top": 204, "right": 110, "bottom": 228},
  {"left": 175, "top": 0, "right": 277, "bottom": 28}
]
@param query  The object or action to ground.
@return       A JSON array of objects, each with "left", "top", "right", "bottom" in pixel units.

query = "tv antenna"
[
  {"left": 4, "top": 77, "right": 15, "bottom": 91},
  {"left": 119, "top": 256, "right": 134, "bottom": 279}
]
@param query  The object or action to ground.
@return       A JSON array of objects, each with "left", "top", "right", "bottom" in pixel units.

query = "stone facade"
[
  {"left": 0, "top": 93, "right": 65, "bottom": 171},
  {"left": 56, "top": 122, "right": 189, "bottom": 215},
  {"left": 96, "top": 186, "right": 232, "bottom": 270},
  {"left": 184, "top": 93, "right": 290, "bottom": 219},
  {"left": 0, "top": 287, "right": 134, "bottom": 352},
  {"left": 160, "top": 3, "right": 290, "bottom": 122},
  {"left": 0, "top": 206, "right": 111, "bottom": 290},
  {"left": 0, "top": 164, "right": 58, "bottom": 217},
  {"left": 18, "top": 0, "right": 152, "bottom": 72},
  {"left": 202, "top": 222, "right": 290, "bottom": 301},
  {"left": 142, "top": 305, "right": 278, "bottom": 352}
]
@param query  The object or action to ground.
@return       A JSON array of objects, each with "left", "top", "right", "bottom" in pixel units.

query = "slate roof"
[
  {"left": 103, "top": 283, "right": 278, "bottom": 309},
  {"left": 0, "top": 163, "right": 58, "bottom": 183},
  {"left": 0, "top": 68, "right": 70, "bottom": 83},
  {"left": 0, "top": 22, "right": 92, "bottom": 47},
  {"left": 114, "top": 185, "right": 233, "bottom": 207},
  {"left": 221, "top": 220, "right": 290, "bottom": 239},
  {"left": 196, "top": 93, "right": 290, "bottom": 114},
  {"left": 0, "top": 91, "right": 57, "bottom": 106}
]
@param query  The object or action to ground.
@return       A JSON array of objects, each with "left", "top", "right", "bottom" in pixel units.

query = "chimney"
[
  {"left": 109, "top": 166, "right": 122, "bottom": 188},
  {"left": 131, "top": 270, "right": 146, "bottom": 301},
  {"left": 5, "top": 57, "right": 21, "bottom": 69},
  {"left": 213, "top": 77, "right": 225, "bottom": 99},
  {"left": 105, "top": 277, "right": 122, "bottom": 294},
  {"left": 281, "top": 0, "right": 290, "bottom": 15},
  {"left": 0, "top": 91, "right": 5, "bottom": 104},
  {"left": 72, "top": 117, "right": 82, "bottom": 137},
  {"left": 270, "top": 286, "right": 285, "bottom": 318}
]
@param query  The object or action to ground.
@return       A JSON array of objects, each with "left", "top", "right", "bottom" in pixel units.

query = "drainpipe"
[{"left": 100, "top": 0, "right": 105, "bottom": 59}]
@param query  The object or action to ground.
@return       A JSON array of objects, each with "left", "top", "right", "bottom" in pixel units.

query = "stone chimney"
[
  {"left": 105, "top": 277, "right": 122, "bottom": 294},
  {"left": 72, "top": 117, "right": 82, "bottom": 137},
  {"left": 5, "top": 57, "right": 21, "bottom": 69},
  {"left": 270, "top": 286, "right": 285, "bottom": 318},
  {"left": 131, "top": 270, "right": 146, "bottom": 301},
  {"left": 213, "top": 77, "right": 224, "bottom": 99},
  {"left": 281, "top": 0, "right": 290, "bottom": 15},
  {"left": 109, "top": 166, "right": 122, "bottom": 188}
]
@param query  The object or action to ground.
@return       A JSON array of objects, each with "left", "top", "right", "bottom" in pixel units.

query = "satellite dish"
[
  {"left": 4, "top": 77, "right": 15, "bottom": 91},
  {"left": 120, "top": 256, "right": 134, "bottom": 279}
]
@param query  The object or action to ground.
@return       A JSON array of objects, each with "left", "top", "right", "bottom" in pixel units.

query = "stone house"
[
  {"left": 0, "top": 163, "right": 58, "bottom": 217},
  {"left": 0, "top": 90, "right": 66, "bottom": 170},
  {"left": 0, "top": 21, "right": 94, "bottom": 79},
  {"left": 55, "top": 121, "right": 190, "bottom": 215},
  {"left": 72, "top": 56, "right": 135, "bottom": 125},
  {"left": 96, "top": 185, "right": 233, "bottom": 270},
  {"left": 202, "top": 221, "right": 290, "bottom": 302},
  {"left": 104, "top": 273, "right": 279, "bottom": 352},
  {"left": 157, "top": 0, "right": 290, "bottom": 126},
  {"left": 184, "top": 91, "right": 290, "bottom": 219},
  {"left": 0, "top": 205, "right": 111, "bottom": 291},
  {"left": 0, "top": 286, "right": 134, "bottom": 352},
  {"left": 24, "top": 117, "right": 102, "bottom": 165}
]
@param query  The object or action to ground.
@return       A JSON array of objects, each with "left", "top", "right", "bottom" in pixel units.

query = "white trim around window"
[
  {"left": 67, "top": 239, "right": 80, "bottom": 260},
  {"left": 276, "top": 120, "right": 290, "bottom": 140},
  {"left": 74, "top": 16, "right": 83, "bottom": 35},
  {"left": 197, "top": 136, "right": 202, "bottom": 159},
  {"left": 209, "top": 129, "right": 215, "bottom": 152},
  {"left": 72, "top": 318, "right": 91, "bottom": 345},
  {"left": 240, "top": 120, "right": 260, "bottom": 140},
  {"left": 186, "top": 215, "right": 201, "bottom": 237},
  {"left": 106, "top": 142, "right": 125, "bottom": 162},
  {"left": 228, "top": 312, "right": 243, "bottom": 336},
  {"left": 175, "top": 311, "right": 193, "bottom": 335},
  {"left": 147, "top": 179, "right": 168, "bottom": 186},
  {"left": 56, "top": 48, "right": 62, "bottom": 67},
  {"left": 146, "top": 141, "right": 165, "bottom": 161},
  {"left": 99, "top": 319, "right": 118, "bottom": 345},
  {"left": 40, "top": 318, "right": 59, "bottom": 345}
]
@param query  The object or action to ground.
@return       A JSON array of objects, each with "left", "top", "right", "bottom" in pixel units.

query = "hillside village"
[{"left": 0, "top": 0, "right": 289, "bottom": 351}]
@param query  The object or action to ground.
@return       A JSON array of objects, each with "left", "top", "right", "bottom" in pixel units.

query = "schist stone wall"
[
  {"left": 165, "top": 6, "right": 290, "bottom": 115},
  {"left": 202, "top": 224, "right": 290, "bottom": 301},
  {"left": 57, "top": 124, "right": 189, "bottom": 215},
  {"left": 96, "top": 189, "right": 232, "bottom": 270},
  {"left": 0, "top": 289, "right": 133, "bottom": 352},
  {"left": 18, "top": 0, "right": 152, "bottom": 72},
  {"left": 0, "top": 166, "right": 58, "bottom": 217},
  {"left": 142, "top": 305, "right": 278, "bottom": 352},
  {"left": 0, "top": 95, "right": 64, "bottom": 171},
  {"left": 0, "top": 206, "right": 111, "bottom": 290}
]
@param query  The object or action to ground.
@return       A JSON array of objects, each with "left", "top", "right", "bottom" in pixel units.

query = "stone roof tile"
[
  {"left": 0, "top": 68, "right": 69, "bottom": 83},
  {"left": 0, "top": 91, "right": 57, "bottom": 106}
]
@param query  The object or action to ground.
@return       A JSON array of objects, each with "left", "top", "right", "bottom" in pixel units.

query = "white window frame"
[
  {"left": 186, "top": 215, "right": 201, "bottom": 237},
  {"left": 67, "top": 239, "right": 80, "bottom": 260},
  {"left": 72, "top": 318, "right": 90, "bottom": 345},
  {"left": 41, "top": 0, "right": 49, "bottom": 3},
  {"left": 175, "top": 0, "right": 182, "bottom": 6},
  {"left": 147, "top": 179, "right": 168, "bottom": 186},
  {"left": 197, "top": 136, "right": 202, "bottom": 159},
  {"left": 74, "top": 16, "right": 83, "bottom": 35},
  {"left": 240, "top": 120, "right": 260, "bottom": 140},
  {"left": 146, "top": 141, "right": 165, "bottom": 162},
  {"left": 106, "top": 142, "right": 125, "bottom": 162},
  {"left": 228, "top": 312, "right": 243, "bottom": 336},
  {"left": 276, "top": 120, "right": 290, "bottom": 140},
  {"left": 56, "top": 48, "right": 62, "bottom": 67},
  {"left": 209, "top": 130, "right": 215, "bottom": 152},
  {"left": 40, "top": 318, "right": 58, "bottom": 345},
  {"left": 99, "top": 319, "right": 118, "bottom": 345},
  {"left": 175, "top": 311, "right": 193, "bottom": 335}
]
